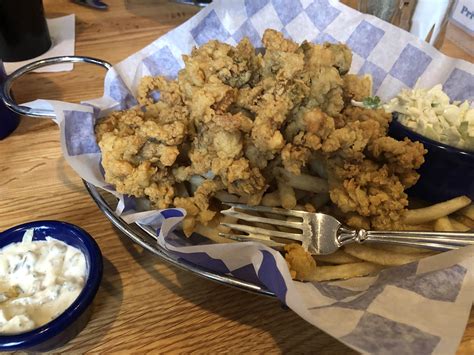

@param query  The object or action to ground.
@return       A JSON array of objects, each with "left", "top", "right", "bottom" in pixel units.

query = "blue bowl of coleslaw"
[
  {"left": 389, "top": 116, "right": 474, "bottom": 203},
  {"left": 0, "top": 221, "right": 103, "bottom": 352}
]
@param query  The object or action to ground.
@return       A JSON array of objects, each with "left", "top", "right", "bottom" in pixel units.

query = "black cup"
[
  {"left": 0, "top": 60, "right": 19, "bottom": 139},
  {"left": 0, "top": 0, "right": 52, "bottom": 62}
]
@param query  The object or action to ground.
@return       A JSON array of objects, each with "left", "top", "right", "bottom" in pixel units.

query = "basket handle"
[{"left": 1, "top": 56, "right": 112, "bottom": 118}]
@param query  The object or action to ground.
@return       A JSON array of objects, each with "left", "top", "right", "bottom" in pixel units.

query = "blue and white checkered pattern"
[
  {"left": 63, "top": 110, "right": 100, "bottom": 156},
  {"left": 44, "top": 0, "right": 474, "bottom": 353},
  {"left": 102, "top": 0, "right": 474, "bottom": 104},
  {"left": 124, "top": 210, "right": 473, "bottom": 355}
]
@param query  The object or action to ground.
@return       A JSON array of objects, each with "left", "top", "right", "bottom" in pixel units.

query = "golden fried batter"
[
  {"left": 95, "top": 29, "right": 426, "bottom": 237},
  {"left": 285, "top": 243, "right": 317, "bottom": 281}
]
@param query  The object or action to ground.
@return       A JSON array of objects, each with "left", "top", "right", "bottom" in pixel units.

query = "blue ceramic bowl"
[
  {"left": 0, "top": 221, "right": 103, "bottom": 352},
  {"left": 388, "top": 116, "right": 474, "bottom": 203}
]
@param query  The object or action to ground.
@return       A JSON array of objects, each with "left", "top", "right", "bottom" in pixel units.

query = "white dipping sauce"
[{"left": 0, "top": 229, "right": 87, "bottom": 334}]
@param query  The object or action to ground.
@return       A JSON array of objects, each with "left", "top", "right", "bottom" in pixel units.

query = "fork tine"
[
  {"left": 221, "top": 208, "right": 304, "bottom": 230},
  {"left": 222, "top": 203, "right": 307, "bottom": 218},
  {"left": 218, "top": 232, "right": 287, "bottom": 248},
  {"left": 221, "top": 222, "right": 305, "bottom": 242}
]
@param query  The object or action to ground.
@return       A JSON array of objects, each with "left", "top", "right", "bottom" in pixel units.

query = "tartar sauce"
[
  {"left": 384, "top": 84, "right": 474, "bottom": 151},
  {"left": 0, "top": 229, "right": 86, "bottom": 334}
]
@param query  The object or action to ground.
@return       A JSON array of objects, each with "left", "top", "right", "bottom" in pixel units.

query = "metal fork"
[{"left": 219, "top": 203, "right": 474, "bottom": 255}]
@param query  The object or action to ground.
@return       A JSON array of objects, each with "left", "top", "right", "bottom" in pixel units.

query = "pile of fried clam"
[{"left": 95, "top": 30, "right": 430, "bottom": 280}]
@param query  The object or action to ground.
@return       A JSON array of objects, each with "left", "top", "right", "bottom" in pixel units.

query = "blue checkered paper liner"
[
  {"left": 119, "top": 209, "right": 474, "bottom": 355},
  {"left": 25, "top": 0, "right": 474, "bottom": 353}
]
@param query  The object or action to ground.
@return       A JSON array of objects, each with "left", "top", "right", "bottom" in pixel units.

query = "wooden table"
[{"left": 1, "top": 0, "right": 472, "bottom": 353}]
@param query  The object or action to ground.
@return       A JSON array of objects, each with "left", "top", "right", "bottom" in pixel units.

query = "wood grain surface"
[{"left": 1, "top": 0, "right": 472, "bottom": 353}]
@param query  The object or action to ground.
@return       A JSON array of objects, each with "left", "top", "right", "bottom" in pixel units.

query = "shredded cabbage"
[{"left": 384, "top": 84, "right": 474, "bottom": 151}]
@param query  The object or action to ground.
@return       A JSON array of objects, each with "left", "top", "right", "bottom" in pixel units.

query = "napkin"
[
  {"left": 25, "top": 1, "right": 474, "bottom": 353},
  {"left": 4, "top": 15, "right": 75, "bottom": 75}
]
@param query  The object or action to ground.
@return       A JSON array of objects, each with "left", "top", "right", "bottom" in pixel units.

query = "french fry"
[
  {"left": 403, "top": 223, "right": 436, "bottom": 231},
  {"left": 403, "top": 195, "right": 472, "bottom": 225},
  {"left": 459, "top": 204, "right": 474, "bottom": 220},
  {"left": 236, "top": 191, "right": 265, "bottom": 205},
  {"left": 237, "top": 195, "right": 249, "bottom": 204},
  {"left": 309, "top": 262, "right": 383, "bottom": 282},
  {"left": 217, "top": 215, "right": 238, "bottom": 233},
  {"left": 251, "top": 221, "right": 278, "bottom": 231},
  {"left": 314, "top": 250, "right": 360, "bottom": 264},
  {"left": 308, "top": 157, "right": 328, "bottom": 179},
  {"left": 450, "top": 212, "right": 474, "bottom": 229},
  {"left": 277, "top": 168, "right": 329, "bottom": 193},
  {"left": 244, "top": 211, "right": 278, "bottom": 231},
  {"left": 195, "top": 222, "right": 234, "bottom": 244},
  {"left": 262, "top": 212, "right": 300, "bottom": 234},
  {"left": 246, "top": 190, "right": 265, "bottom": 206},
  {"left": 450, "top": 219, "right": 471, "bottom": 232},
  {"left": 368, "top": 244, "right": 433, "bottom": 254},
  {"left": 277, "top": 179, "right": 297, "bottom": 209},
  {"left": 214, "top": 191, "right": 240, "bottom": 203},
  {"left": 182, "top": 216, "right": 197, "bottom": 237},
  {"left": 303, "top": 203, "right": 316, "bottom": 213},
  {"left": 294, "top": 204, "right": 317, "bottom": 213},
  {"left": 261, "top": 191, "right": 281, "bottom": 207},
  {"left": 434, "top": 216, "right": 453, "bottom": 232},
  {"left": 344, "top": 244, "right": 432, "bottom": 266}
]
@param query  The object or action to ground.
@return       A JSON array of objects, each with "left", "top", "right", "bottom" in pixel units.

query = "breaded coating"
[
  {"left": 283, "top": 108, "right": 335, "bottom": 174},
  {"left": 95, "top": 29, "right": 426, "bottom": 235},
  {"left": 285, "top": 243, "right": 317, "bottom": 280},
  {"left": 262, "top": 29, "right": 299, "bottom": 53},
  {"left": 343, "top": 74, "right": 372, "bottom": 102},
  {"left": 343, "top": 106, "right": 391, "bottom": 136},
  {"left": 368, "top": 137, "right": 425, "bottom": 187},
  {"left": 328, "top": 160, "right": 409, "bottom": 230},
  {"left": 96, "top": 109, "right": 181, "bottom": 209}
]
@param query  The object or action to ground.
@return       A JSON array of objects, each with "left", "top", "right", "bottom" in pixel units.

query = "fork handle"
[{"left": 338, "top": 227, "right": 474, "bottom": 251}]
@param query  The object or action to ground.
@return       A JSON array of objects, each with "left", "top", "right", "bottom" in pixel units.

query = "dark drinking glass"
[
  {"left": 0, "top": 0, "right": 52, "bottom": 62},
  {"left": 0, "top": 60, "right": 19, "bottom": 139}
]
